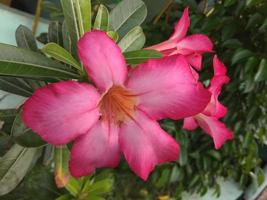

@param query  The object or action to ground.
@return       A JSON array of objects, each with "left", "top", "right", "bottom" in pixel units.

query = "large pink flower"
[
  {"left": 183, "top": 55, "right": 233, "bottom": 149},
  {"left": 149, "top": 7, "right": 213, "bottom": 71},
  {"left": 22, "top": 31, "right": 211, "bottom": 180}
]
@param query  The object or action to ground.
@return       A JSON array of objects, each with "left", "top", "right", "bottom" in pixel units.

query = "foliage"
[{"left": 0, "top": 0, "right": 267, "bottom": 199}]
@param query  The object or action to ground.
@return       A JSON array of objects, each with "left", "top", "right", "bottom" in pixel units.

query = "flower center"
[{"left": 99, "top": 85, "right": 136, "bottom": 124}]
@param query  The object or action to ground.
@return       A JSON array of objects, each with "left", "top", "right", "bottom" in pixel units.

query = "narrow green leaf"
[
  {"left": 60, "top": 0, "right": 79, "bottom": 57},
  {"left": 62, "top": 21, "right": 72, "bottom": 54},
  {"left": 142, "top": 0, "right": 166, "bottom": 22},
  {"left": 118, "top": 26, "right": 145, "bottom": 52},
  {"left": 11, "top": 112, "right": 45, "bottom": 147},
  {"left": 124, "top": 49, "right": 162, "bottom": 65},
  {"left": 222, "top": 39, "right": 242, "bottom": 49},
  {"left": 231, "top": 49, "right": 253, "bottom": 65},
  {"left": 42, "top": 43, "right": 82, "bottom": 71},
  {"left": 0, "top": 43, "right": 79, "bottom": 79},
  {"left": 85, "top": 179, "right": 113, "bottom": 197},
  {"left": 75, "top": 0, "right": 92, "bottom": 35},
  {"left": 54, "top": 146, "right": 81, "bottom": 196},
  {"left": 48, "top": 22, "right": 63, "bottom": 46},
  {"left": 55, "top": 194, "right": 73, "bottom": 200},
  {"left": 255, "top": 59, "right": 267, "bottom": 81},
  {"left": 0, "top": 144, "right": 40, "bottom": 195},
  {"left": 15, "top": 25, "right": 38, "bottom": 51},
  {"left": 107, "top": 31, "right": 119, "bottom": 42},
  {"left": 0, "top": 120, "right": 3, "bottom": 129},
  {"left": 207, "top": 150, "right": 222, "bottom": 161},
  {"left": 110, "top": 0, "right": 147, "bottom": 37},
  {"left": 0, "top": 109, "right": 18, "bottom": 131},
  {"left": 94, "top": 4, "right": 109, "bottom": 31},
  {"left": 0, "top": 77, "right": 33, "bottom": 97},
  {"left": 257, "top": 168, "right": 265, "bottom": 186},
  {"left": 155, "top": 169, "right": 170, "bottom": 188}
]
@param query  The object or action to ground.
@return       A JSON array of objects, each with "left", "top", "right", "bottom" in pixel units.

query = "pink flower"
[
  {"left": 22, "top": 31, "right": 211, "bottom": 180},
  {"left": 183, "top": 55, "right": 233, "bottom": 149},
  {"left": 149, "top": 7, "right": 213, "bottom": 71}
]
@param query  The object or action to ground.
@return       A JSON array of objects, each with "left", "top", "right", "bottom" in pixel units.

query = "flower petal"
[
  {"left": 148, "top": 40, "right": 177, "bottom": 56},
  {"left": 176, "top": 34, "right": 213, "bottom": 55},
  {"left": 126, "top": 55, "right": 211, "bottom": 120},
  {"left": 120, "top": 110, "right": 179, "bottom": 180},
  {"left": 78, "top": 30, "right": 127, "bottom": 91},
  {"left": 213, "top": 55, "right": 227, "bottom": 76},
  {"left": 195, "top": 114, "right": 233, "bottom": 149},
  {"left": 203, "top": 56, "right": 230, "bottom": 118},
  {"left": 186, "top": 53, "right": 202, "bottom": 71},
  {"left": 183, "top": 117, "right": 198, "bottom": 130},
  {"left": 170, "top": 7, "right": 190, "bottom": 41},
  {"left": 69, "top": 120, "right": 120, "bottom": 177},
  {"left": 22, "top": 81, "right": 100, "bottom": 145}
]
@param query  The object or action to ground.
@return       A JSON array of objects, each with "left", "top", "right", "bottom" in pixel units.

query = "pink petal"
[
  {"left": 69, "top": 120, "right": 120, "bottom": 177},
  {"left": 183, "top": 117, "right": 198, "bottom": 130},
  {"left": 170, "top": 7, "right": 190, "bottom": 41},
  {"left": 186, "top": 53, "right": 202, "bottom": 71},
  {"left": 204, "top": 77, "right": 229, "bottom": 118},
  {"left": 203, "top": 56, "right": 230, "bottom": 118},
  {"left": 119, "top": 110, "right": 179, "bottom": 181},
  {"left": 176, "top": 34, "right": 213, "bottom": 55},
  {"left": 22, "top": 81, "right": 100, "bottom": 145},
  {"left": 78, "top": 30, "right": 127, "bottom": 91},
  {"left": 195, "top": 114, "right": 233, "bottom": 149},
  {"left": 213, "top": 55, "right": 227, "bottom": 76},
  {"left": 148, "top": 40, "right": 177, "bottom": 55},
  {"left": 126, "top": 55, "right": 211, "bottom": 120}
]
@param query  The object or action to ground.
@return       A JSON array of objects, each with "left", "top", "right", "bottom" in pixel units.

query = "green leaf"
[
  {"left": 207, "top": 150, "right": 222, "bottom": 161},
  {"left": 0, "top": 43, "right": 79, "bottom": 79},
  {"left": 179, "top": 145, "right": 188, "bottom": 166},
  {"left": 62, "top": 21, "right": 72, "bottom": 53},
  {"left": 222, "top": 39, "right": 242, "bottom": 49},
  {"left": 246, "top": 0, "right": 264, "bottom": 7},
  {"left": 124, "top": 49, "right": 162, "bottom": 65},
  {"left": 255, "top": 59, "right": 267, "bottom": 81},
  {"left": 48, "top": 22, "right": 63, "bottom": 46},
  {"left": 142, "top": 0, "right": 166, "bottom": 22},
  {"left": 1, "top": 164, "right": 60, "bottom": 200},
  {"left": 110, "top": 0, "right": 147, "bottom": 37},
  {"left": 75, "top": 0, "right": 92, "bottom": 36},
  {"left": 60, "top": 0, "right": 79, "bottom": 57},
  {"left": 245, "top": 13, "right": 263, "bottom": 29},
  {"left": 0, "top": 77, "right": 33, "bottom": 97},
  {"left": 54, "top": 146, "right": 81, "bottom": 196},
  {"left": 155, "top": 169, "right": 170, "bottom": 188},
  {"left": 0, "top": 144, "right": 40, "bottom": 195},
  {"left": 118, "top": 26, "right": 145, "bottom": 52},
  {"left": 56, "top": 194, "right": 73, "bottom": 200},
  {"left": 15, "top": 25, "right": 38, "bottom": 51},
  {"left": 107, "top": 31, "right": 119, "bottom": 42},
  {"left": 169, "top": 166, "right": 184, "bottom": 183},
  {"left": 0, "top": 109, "right": 18, "bottom": 132},
  {"left": 231, "top": 49, "right": 253, "bottom": 65},
  {"left": 11, "top": 112, "right": 45, "bottom": 147},
  {"left": 42, "top": 43, "right": 82, "bottom": 71},
  {"left": 257, "top": 168, "right": 265, "bottom": 186},
  {"left": 84, "top": 179, "right": 113, "bottom": 197},
  {"left": 93, "top": 4, "right": 109, "bottom": 31},
  {"left": 224, "top": 0, "right": 237, "bottom": 7}
]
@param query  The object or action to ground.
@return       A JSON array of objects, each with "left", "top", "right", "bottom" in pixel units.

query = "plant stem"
[{"left": 32, "top": 0, "right": 43, "bottom": 35}]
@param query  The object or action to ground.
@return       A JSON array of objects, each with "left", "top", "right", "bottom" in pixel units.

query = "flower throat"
[{"left": 99, "top": 85, "right": 136, "bottom": 123}]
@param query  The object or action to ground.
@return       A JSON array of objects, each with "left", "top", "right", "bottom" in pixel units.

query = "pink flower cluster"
[{"left": 22, "top": 8, "right": 233, "bottom": 181}]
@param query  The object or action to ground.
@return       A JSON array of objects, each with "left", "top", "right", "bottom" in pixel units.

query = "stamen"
[{"left": 99, "top": 85, "right": 136, "bottom": 123}]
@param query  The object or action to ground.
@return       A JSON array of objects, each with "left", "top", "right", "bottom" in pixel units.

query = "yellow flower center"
[{"left": 99, "top": 85, "right": 136, "bottom": 124}]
